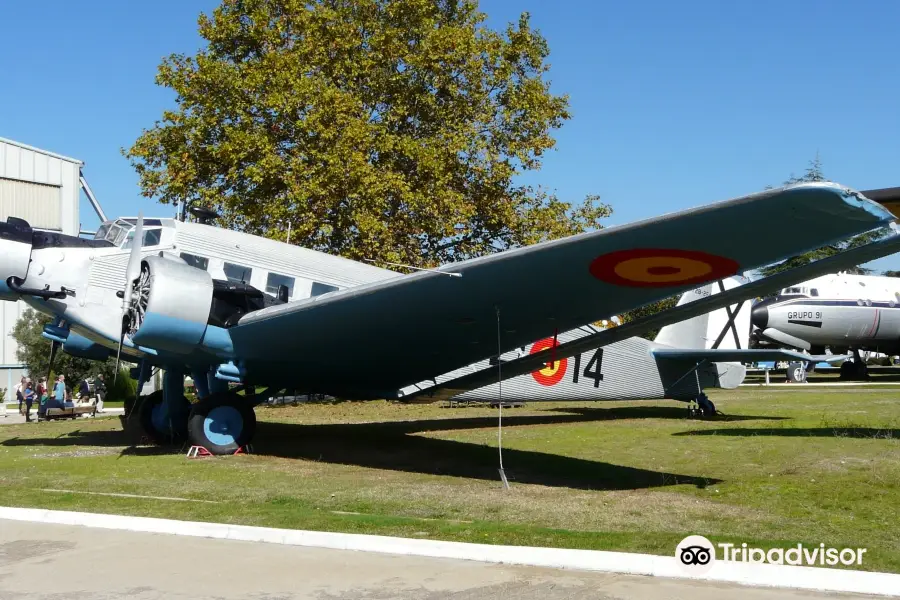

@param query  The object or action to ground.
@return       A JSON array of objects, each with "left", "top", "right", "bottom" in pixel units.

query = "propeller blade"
[
  {"left": 124, "top": 212, "right": 144, "bottom": 293},
  {"left": 114, "top": 329, "right": 125, "bottom": 384}
]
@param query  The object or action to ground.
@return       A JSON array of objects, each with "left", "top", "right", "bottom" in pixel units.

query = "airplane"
[
  {"left": 1, "top": 181, "right": 899, "bottom": 454},
  {"left": 404, "top": 276, "right": 842, "bottom": 415},
  {"left": 751, "top": 271, "right": 900, "bottom": 379}
]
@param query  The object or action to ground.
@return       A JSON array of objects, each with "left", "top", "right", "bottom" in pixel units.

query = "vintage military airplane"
[
  {"left": 752, "top": 271, "right": 900, "bottom": 379},
  {"left": 1, "top": 182, "right": 899, "bottom": 454}
]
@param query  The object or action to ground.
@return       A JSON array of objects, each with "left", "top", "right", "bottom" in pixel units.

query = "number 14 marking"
[{"left": 572, "top": 348, "right": 604, "bottom": 387}]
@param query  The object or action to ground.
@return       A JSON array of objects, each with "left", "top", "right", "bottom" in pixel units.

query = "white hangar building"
[{"left": 0, "top": 137, "right": 106, "bottom": 394}]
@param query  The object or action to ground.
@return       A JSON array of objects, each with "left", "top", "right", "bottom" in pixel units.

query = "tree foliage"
[
  {"left": 619, "top": 295, "right": 678, "bottom": 340},
  {"left": 11, "top": 309, "right": 137, "bottom": 399},
  {"left": 126, "top": 0, "right": 610, "bottom": 267},
  {"left": 757, "top": 155, "right": 886, "bottom": 278}
]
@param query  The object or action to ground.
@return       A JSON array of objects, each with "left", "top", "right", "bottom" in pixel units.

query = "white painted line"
[
  {"left": 740, "top": 382, "right": 900, "bottom": 387},
  {"left": 36, "top": 489, "right": 219, "bottom": 504},
  {"left": 0, "top": 507, "right": 896, "bottom": 596}
]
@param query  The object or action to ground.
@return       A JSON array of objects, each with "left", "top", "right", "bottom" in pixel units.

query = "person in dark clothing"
[
  {"left": 78, "top": 378, "right": 91, "bottom": 402},
  {"left": 23, "top": 380, "right": 35, "bottom": 422}
]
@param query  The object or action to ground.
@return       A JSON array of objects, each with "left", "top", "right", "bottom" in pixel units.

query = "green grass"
[{"left": 0, "top": 388, "right": 898, "bottom": 571}]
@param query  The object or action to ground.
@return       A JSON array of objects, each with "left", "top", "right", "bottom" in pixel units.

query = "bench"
[{"left": 39, "top": 405, "right": 96, "bottom": 421}]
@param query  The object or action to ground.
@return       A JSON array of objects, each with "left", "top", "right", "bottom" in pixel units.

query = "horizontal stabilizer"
[{"left": 652, "top": 348, "right": 846, "bottom": 364}]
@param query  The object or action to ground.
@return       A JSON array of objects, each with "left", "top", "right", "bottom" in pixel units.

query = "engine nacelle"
[
  {"left": 0, "top": 217, "right": 33, "bottom": 301},
  {"left": 131, "top": 255, "right": 214, "bottom": 354},
  {"left": 63, "top": 332, "right": 111, "bottom": 361}
]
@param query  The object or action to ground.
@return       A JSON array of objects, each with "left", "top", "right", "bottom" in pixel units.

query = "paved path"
[{"left": 0, "top": 520, "right": 881, "bottom": 600}]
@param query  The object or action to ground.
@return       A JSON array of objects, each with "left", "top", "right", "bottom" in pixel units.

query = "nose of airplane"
[
  {"left": 751, "top": 304, "right": 769, "bottom": 329},
  {"left": 0, "top": 217, "right": 34, "bottom": 300}
]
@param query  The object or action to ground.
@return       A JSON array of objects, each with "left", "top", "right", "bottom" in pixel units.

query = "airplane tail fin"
[{"left": 654, "top": 276, "right": 752, "bottom": 350}]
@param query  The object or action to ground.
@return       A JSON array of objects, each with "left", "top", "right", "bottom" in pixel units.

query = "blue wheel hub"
[{"left": 203, "top": 405, "right": 244, "bottom": 446}]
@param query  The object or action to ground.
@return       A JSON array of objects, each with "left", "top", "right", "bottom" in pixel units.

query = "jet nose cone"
[{"left": 751, "top": 304, "right": 769, "bottom": 329}]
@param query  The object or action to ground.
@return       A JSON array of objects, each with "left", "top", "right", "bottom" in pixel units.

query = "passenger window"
[
  {"left": 311, "top": 282, "right": 339, "bottom": 297},
  {"left": 224, "top": 262, "right": 253, "bottom": 283},
  {"left": 266, "top": 273, "right": 295, "bottom": 298},
  {"left": 180, "top": 253, "right": 209, "bottom": 271}
]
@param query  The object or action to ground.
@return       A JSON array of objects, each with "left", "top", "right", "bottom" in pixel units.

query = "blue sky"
[{"left": 1, "top": 0, "right": 898, "bottom": 268}]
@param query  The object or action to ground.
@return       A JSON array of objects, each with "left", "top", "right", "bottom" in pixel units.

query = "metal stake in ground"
[{"left": 495, "top": 306, "right": 509, "bottom": 490}]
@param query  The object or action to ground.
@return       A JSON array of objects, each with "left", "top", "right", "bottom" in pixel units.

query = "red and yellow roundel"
[
  {"left": 529, "top": 338, "right": 567, "bottom": 386},
  {"left": 589, "top": 249, "right": 739, "bottom": 288}
]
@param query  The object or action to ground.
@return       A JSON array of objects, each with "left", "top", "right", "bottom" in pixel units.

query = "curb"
[{"left": 0, "top": 506, "right": 897, "bottom": 596}]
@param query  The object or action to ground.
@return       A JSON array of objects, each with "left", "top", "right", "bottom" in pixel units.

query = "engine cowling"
[
  {"left": 130, "top": 255, "right": 214, "bottom": 354},
  {"left": 0, "top": 217, "right": 33, "bottom": 301}
]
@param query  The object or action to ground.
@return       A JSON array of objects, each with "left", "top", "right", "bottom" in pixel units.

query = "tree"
[
  {"left": 126, "top": 0, "right": 611, "bottom": 268},
  {"left": 883, "top": 271, "right": 900, "bottom": 278},
  {"left": 757, "top": 156, "right": 886, "bottom": 278},
  {"left": 619, "top": 296, "right": 678, "bottom": 340},
  {"left": 11, "top": 309, "right": 137, "bottom": 399}
]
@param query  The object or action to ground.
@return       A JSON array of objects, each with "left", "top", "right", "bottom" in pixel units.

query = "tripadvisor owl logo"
[{"left": 676, "top": 535, "right": 716, "bottom": 574}]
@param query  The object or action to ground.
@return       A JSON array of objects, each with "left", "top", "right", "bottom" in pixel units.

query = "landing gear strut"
[
  {"left": 136, "top": 368, "right": 191, "bottom": 445},
  {"left": 138, "top": 390, "right": 190, "bottom": 444},
  {"left": 187, "top": 392, "right": 257, "bottom": 455},
  {"left": 689, "top": 393, "right": 717, "bottom": 418}
]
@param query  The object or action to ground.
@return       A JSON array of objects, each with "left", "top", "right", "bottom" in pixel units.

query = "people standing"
[
  {"left": 15, "top": 377, "right": 25, "bottom": 415},
  {"left": 22, "top": 380, "right": 35, "bottom": 422},
  {"left": 37, "top": 377, "right": 48, "bottom": 419},
  {"left": 94, "top": 374, "right": 107, "bottom": 413},
  {"left": 54, "top": 375, "right": 66, "bottom": 404}
]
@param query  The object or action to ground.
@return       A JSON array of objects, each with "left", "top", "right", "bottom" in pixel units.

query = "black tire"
[
  {"left": 839, "top": 360, "right": 855, "bottom": 380},
  {"left": 138, "top": 390, "right": 188, "bottom": 445},
  {"left": 697, "top": 394, "right": 716, "bottom": 417},
  {"left": 188, "top": 393, "right": 257, "bottom": 455}
]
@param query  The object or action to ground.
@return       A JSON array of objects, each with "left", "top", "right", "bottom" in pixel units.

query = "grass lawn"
[{"left": 0, "top": 387, "right": 898, "bottom": 571}]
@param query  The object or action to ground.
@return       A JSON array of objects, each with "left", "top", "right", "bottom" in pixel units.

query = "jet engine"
[{"left": 127, "top": 255, "right": 215, "bottom": 354}]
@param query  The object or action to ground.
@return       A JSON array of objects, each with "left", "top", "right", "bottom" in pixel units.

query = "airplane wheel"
[
  {"left": 787, "top": 362, "right": 807, "bottom": 383},
  {"left": 139, "top": 390, "right": 189, "bottom": 445},
  {"left": 696, "top": 394, "right": 716, "bottom": 417},
  {"left": 188, "top": 393, "right": 256, "bottom": 455}
]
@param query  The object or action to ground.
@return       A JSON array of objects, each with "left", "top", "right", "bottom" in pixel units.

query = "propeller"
[{"left": 115, "top": 214, "right": 144, "bottom": 382}]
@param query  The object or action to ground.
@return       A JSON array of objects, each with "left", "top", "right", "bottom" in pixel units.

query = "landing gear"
[
  {"left": 839, "top": 350, "right": 869, "bottom": 381},
  {"left": 786, "top": 362, "right": 807, "bottom": 383},
  {"left": 138, "top": 390, "right": 190, "bottom": 445},
  {"left": 187, "top": 392, "right": 257, "bottom": 455},
  {"left": 689, "top": 393, "right": 717, "bottom": 418}
]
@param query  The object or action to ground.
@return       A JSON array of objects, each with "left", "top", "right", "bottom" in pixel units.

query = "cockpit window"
[
  {"left": 122, "top": 228, "right": 162, "bottom": 249},
  {"left": 810, "top": 288, "right": 819, "bottom": 296},
  {"left": 95, "top": 219, "right": 163, "bottom": 249}
]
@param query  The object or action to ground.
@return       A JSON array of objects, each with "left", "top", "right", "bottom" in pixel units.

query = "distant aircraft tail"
[{"left": 654, "top": 276, "right": 751, "bottom": 350}]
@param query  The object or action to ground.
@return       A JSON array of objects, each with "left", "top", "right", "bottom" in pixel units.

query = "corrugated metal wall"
[
  {"left": 0, "top": 137, "right": 80, "bottom": 235},
  {"left": 0, "top": 138, "right": 83, "bottom": 394},
  {"left": 0, "top": 178, "right": 61, "bottom": 230}
]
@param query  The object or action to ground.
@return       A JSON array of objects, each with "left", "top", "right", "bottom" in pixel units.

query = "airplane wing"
[
  {"left": 651, "top": 348, "right": 846, "bottom": 364},
  {"left": 229, "top": 183, "right": 894, "bottom": 397},
  {"left": 400, "top": 231, "right": 900, "bottom": 401}
]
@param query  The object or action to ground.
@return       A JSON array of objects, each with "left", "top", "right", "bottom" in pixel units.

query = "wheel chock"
[{"left": 186, "top": 445, "right": 214, "bottom": 459}]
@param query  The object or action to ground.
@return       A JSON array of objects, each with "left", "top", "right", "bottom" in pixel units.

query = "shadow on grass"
[
  {"left": 1, "top": 407, "right": 728, "bottom": 491},
  {"left": 674, "top": 427, "right": 899, "bottom": 439},
  {"left": 546, "top": 406, "right": 786, "bottom": 422}
]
